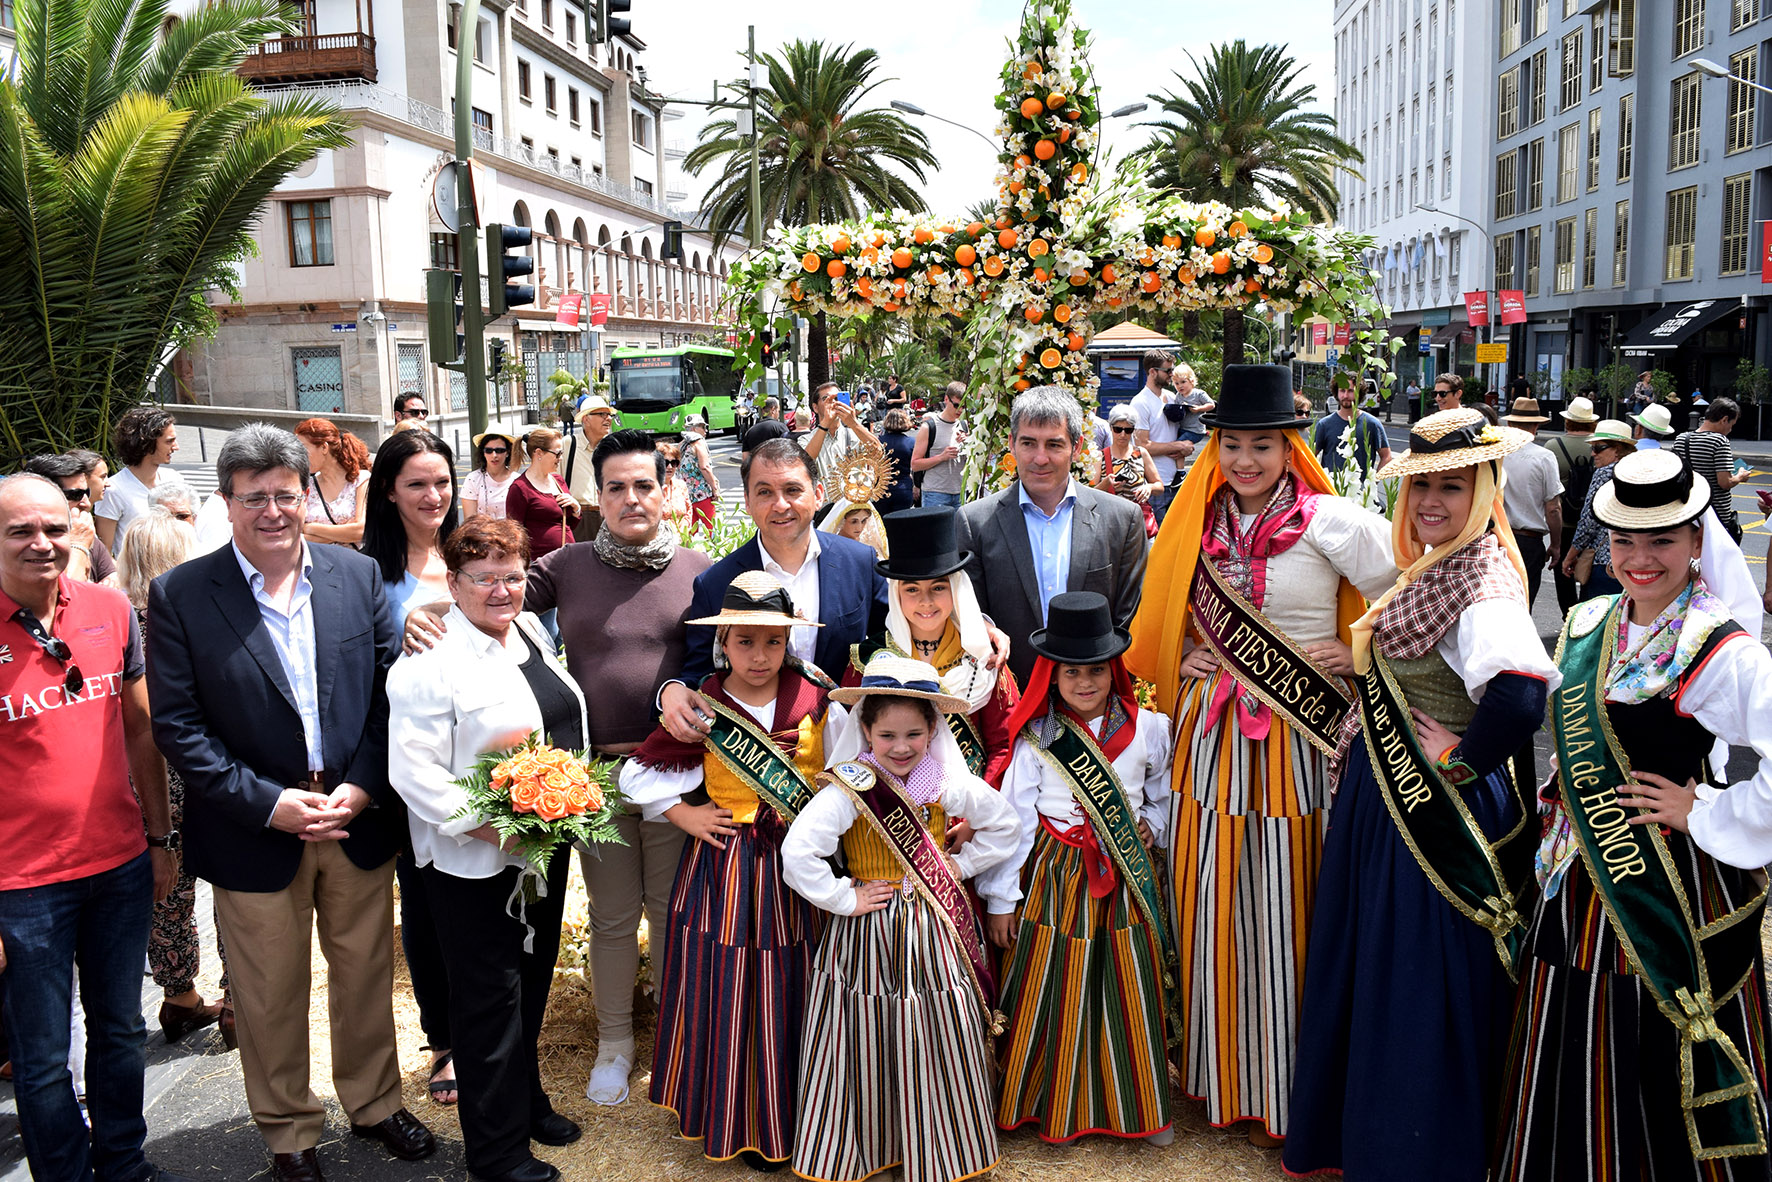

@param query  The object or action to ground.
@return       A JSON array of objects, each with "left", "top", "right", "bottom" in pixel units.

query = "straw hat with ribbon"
[
  {"left": 829, "top": 653, "right": 970, "bottom": 714},
  {"left": 1561, "top": 396, "right": 1599, "bottom": 423},
  {"left": 1593, "top": 449, "right": 1710, "bottom": 532},
  {"left": 1588, "top": 418, "right": 1638, "bottom": 448},
  {"left": 688, "top": 570, "right": 823, "bottom": 629},
  {"left": 1374, "top": 407, "right": 1533, "bottom": 481},
  {"left": 1632, "top": 403, "right": 1675, "bottom": 437},
  {"left": 1503, "top": 397, "right": 1549, "bottom": 425}
]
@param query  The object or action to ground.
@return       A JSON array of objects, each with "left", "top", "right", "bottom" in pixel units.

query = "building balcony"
[{"left": 241, "top": 33, "right": 377, "bottom": 84}]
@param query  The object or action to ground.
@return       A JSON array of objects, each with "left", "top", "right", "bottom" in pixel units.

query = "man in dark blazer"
[
  {"left": 956, "top": 386, "right": 1149, "bottom": 688},
  {"left": 149, "top": 425, "right": 433, "bottom": 1182}
]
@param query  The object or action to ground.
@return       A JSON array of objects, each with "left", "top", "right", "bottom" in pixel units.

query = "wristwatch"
[{"left": 146, "top": 829, "right": 181, "bottom": 852}]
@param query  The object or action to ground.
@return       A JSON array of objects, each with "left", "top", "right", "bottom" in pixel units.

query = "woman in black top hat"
[
  {"left": 1125, "top": 363, "right": 1398, "bottom": 1146},
  {"left": 1495, "top": 449, "right": 1772, "bottom": 1181},
  {"left": 840, "top": 507, "right": 1021, "bottom": 786}
]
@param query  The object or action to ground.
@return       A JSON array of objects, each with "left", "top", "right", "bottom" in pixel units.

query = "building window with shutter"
[
  {"left": 1583, "top": 207, "right": 1598, "bottom": 287},
  {"left": 1721, "top": 174, "right": 1752, "bottom": 274},
  {"left": 1529, "top": 49, "right": 1548, "bottom": 124},
  {"left": 1496, "top": 152, "right": 1519, "bottom": 219},
  {"left": 1669, "top": 74, "right": 1701, "bottom": 169},
  {"left": 1503, "top": 0, "right": 1523, "bottom": 56},
  {"left": 1498, "top": 66, "right": 1522, "bottom": 137},
  {"left": 1591, "top": 14, "right": 1607, "bottom": 88},
  {"left": 1609, "top": 0, "right": 1636, "bottom": 76},
  {"left": 1616, "top": 92, "right": 1634, "bottom": 179},
  {"left": 1734, "top": 0, "right": 1759, "bottom": 28},
  {"left": 1555, "top": 217, "right": 1578, "bottom": 291},
  {"left": 429, "top": 232, "right": 459, "bottom": 270},
  {"left": 1526, "top": 224, "right": 1542, "bottom": 293},
  {"left": 1727, "top": 48, "right": 1758, "bottom": 153},
  {"left": 1614, "top": 199, "right": 1631, "bottom": 285},
  {"left": 1587, "top": 107, "right": 1603, "bottom": 189},
  {"left": 1558, "top": 122, "right": 1580, "bottom": 201},
  {"left": 1526, "top": 138, "right": 1544, "bottom": 210},
  {"left": 287, "top": 199, "right": 333, "bottom": 267},
  {"left": 518, "top": 60, "right": 531, "bottom": 101},
  {"left": 1561, "top": 29, "right": 1583, "bottom": 110},
  {"left": 1664, "top": 186, "right": 1698, "bottom": 280},
  {"left": 1673, "top": 0, "right": 1705, "bottom": 57},
  {"left": 1496, "top": 234, "right": 1518, "bottom": 290}
]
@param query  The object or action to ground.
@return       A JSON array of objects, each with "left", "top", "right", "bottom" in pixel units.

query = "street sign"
[
  {"left": 1475, "top": 342, "right": 1509, "bottom": 363},
  {"left": 432, "top": 164, "right": 461, "bottom": 232}
]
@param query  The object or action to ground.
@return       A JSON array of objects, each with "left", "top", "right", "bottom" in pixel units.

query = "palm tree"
[
  {"left": 1137, "top": 41, "right": 1362, "bottom": 365},
  {"left": 0, "top": 0, "right": 350, "bottom": 462},
  {"left": 685, "top": 40, "right": 936, "bottom": 387}
]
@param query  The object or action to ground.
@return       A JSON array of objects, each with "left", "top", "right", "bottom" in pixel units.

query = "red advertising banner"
[
  {"left": 1311, "top": 322, "right": 1329, "bottom": 346},
  {"left": 588, "top": 292, "right": 611, "bottom": 327},
  {"left": 1498, "top": 289, "right": 1527, "bottom": 324},
  {"left": 1762, "top": 223, "right": 1772, "bottom": 283},
  {"left": 1332, "top": 324, "right": 1351, "bottom": 346},
  {"left": 554, "top": 292, "right": 584, "bottom": 327},
  {"left": 1463, "top": 290, "right": 1490, "bottom": 327}
]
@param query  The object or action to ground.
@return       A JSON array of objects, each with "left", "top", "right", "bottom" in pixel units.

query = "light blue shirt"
[
  {"left": 233, "top": 542, "right": 323, "bottom": 775},
  {"left": 1018, "top": 479, "right": 1078, "bottom": 624}
]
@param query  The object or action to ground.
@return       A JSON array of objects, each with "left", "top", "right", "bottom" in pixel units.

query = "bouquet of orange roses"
[{"left": 450, "top": 731, "right": 624, "bottom": 880}]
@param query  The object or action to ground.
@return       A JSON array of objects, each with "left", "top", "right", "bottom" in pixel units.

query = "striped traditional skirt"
[
  {"left": 996, "top": 825, "right": 1172, "bottom": 1142},
  {"left": 1168, "top": 667, "right": 1329, "bottom": 1138},
  {"left": 1494, "top": 841, "right": 1772, "bottom": 1182},
  {"left": 792, "top": 889, "right": 999, "bottom": 1182},
  {"left": 649, "top": 819, "right": 820, "bottom": 1164}
]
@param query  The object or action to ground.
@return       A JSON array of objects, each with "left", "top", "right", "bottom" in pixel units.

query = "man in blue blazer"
[{"left": 148, "top": 425, "right": 433, "bottom": 1182}]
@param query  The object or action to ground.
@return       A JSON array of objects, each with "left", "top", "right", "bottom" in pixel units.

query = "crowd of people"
[{"left": 5, "top": 356, "right": 1772, "bottom": 1182}]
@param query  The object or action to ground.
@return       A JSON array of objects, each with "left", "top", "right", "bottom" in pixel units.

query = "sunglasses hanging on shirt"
[{"left": 11, "top": 608, "right": 84, "bottom": 696}]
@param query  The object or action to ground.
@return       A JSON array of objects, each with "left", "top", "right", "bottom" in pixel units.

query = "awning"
[
  {"left": 1386, "top": 320, "right": 1421, "bottom": 342},
  {"left": 1428, "top": 319, "right": 1471, "bottom": 346},
  {"left": 1618, "top": 299, "right": 1738, "bottom": 354}
]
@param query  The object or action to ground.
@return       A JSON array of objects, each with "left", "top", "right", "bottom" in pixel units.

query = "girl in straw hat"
[
  {"left": 978, "top": 591, "right": 1177, "bottom": 1146},
  {"left": 1561, "top": 418, "right": 1638, "bottom": 601},
  {"left": 1495, "top": 450, "right": 1772, "bottom": 1181},
  {"left": 623, "top": 571, "right": 841, "bottom": 1169},
  {"left": 1282, "top": 407, "right": 1563, "bottom": 1182},
  {"left": 1124, "top": 364, "right": 1398, "bottom": 1145},
  {"left": 844, "top": 507, "right": 1020, "bottom": 785},
  {"left": 781, "top": 654, "right": 1018, "bottom": 1182}
]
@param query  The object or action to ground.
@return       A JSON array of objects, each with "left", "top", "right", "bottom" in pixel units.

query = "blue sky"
[{"left": 646, "top": 0, "right": 1336, "bottom": 217}]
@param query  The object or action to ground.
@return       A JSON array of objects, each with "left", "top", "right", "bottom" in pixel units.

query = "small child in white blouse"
[
  {"left": 975, "top": 591, "right": 1177, "bottom": 1147},
  {"left": 780, "top": 654, "right": 1017, "bottom": 1182}
]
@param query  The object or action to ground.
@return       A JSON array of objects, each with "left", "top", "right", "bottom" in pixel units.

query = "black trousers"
[
  {"left": 1516, "top": 530, "right": 1548, "bottom": 608},
  {"left": 421, "top": 852, "right": 570, "bottom": 1177},
  {"left": 1552, "top": 527, "right": 1580, "bottom": 615},
  {"left": 396, "top": 852, "right": 451, "bottom": 1050}
]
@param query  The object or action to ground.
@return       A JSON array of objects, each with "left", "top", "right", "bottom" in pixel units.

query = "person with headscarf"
[
  {"left": 1281, "top": 407, "right": 1562, "bottom": 1182},
  {"left": 815, "top": 498, "right": 890, "bottom": 560},
  {"left": 1124, "top": 364, "right": 1398, "bottom": 1147},
  {"left": 1495, "top": 450, "right": 1772, "bottom": 1182},
  {"left": 842, "top": 508, "right": 1018, "bottom": 785}
]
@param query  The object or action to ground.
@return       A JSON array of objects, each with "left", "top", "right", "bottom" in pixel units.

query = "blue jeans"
[
  {"left": 0, "top": 851, "right": 154, "bottom": 1182},
  {"left": 922, "top": 489, "right": 963, "bottom": 509}
]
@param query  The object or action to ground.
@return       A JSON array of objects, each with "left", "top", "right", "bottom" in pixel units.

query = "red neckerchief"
[
  {"left": 1199, "top": 472, "right": 1319, "bottom": 607},
  {"left": 992, "top": 654, "right": 1139, "bottom": 788},
  {"left": 630, "top": 667, "right": 829, "bottom": 773}
]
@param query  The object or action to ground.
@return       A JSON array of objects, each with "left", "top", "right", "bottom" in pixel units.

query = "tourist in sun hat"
[
  {"left": 1560, "top": 395, "right": 1599, "bottom": 424},
  {"left": 1546, "top": 398, "right": 1600, "bottom": 612},
  {"left": 1631, "top": 402, "right": 1675, "bottom": 449},
  {"left": 979, "top": 591, "right": 1177, "bottom": 1146},
  {"left": 782, "top": 652, "right": 1018, "bottom": 1182},
  {"left": 1285, "top": 407, "right": 1561, "bottom": 1182},
  {"left": 1495, "top": 448, "right": 1772, "bottom": 1181},
  {"left": 1499, "top": 398, "right": 1563, "bottom": 606},
  {"left": 1126, "top": 363, "right": 1397, "bottom": 1147},
  {"left": 1562, "top": 419, "right": 1639, "bottom": 601},
  {"left": 461, "top": 430, "right": 523, "bottom": 520}
]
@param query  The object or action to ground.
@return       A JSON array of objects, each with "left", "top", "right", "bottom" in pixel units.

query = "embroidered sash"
[
  {"left": 703, "top": 699, "right": 817, "bottom": 822},
  {"left": 948, "top": 712, "right": 987, "bottom": 776},
  {"left": 1189, "top": 557, "right": 1353, "bottom": 755},
  {"left": 1553, "top": 605, "right": 1769, "bottom": 1160},
  {"left": 822, "top": 760, "right": 1005, "bottom": 1035},
  {"left": 1356, "top": 651, "right": 1536, "bottom": 978}
]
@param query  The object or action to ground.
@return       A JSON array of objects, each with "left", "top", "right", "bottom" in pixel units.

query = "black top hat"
[
  {"left": 1028, "top": 592, "right": 1132, "bottom": 665},
  {"left": 875, "top": 507, "right": 972, "bottom": 580},
  {"left": 1200, "top": 363, "right": 1314, "bottom": 431}
]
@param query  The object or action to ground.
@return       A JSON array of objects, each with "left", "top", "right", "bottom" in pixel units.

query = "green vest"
[{"left": 1386, "top": 650, "right": 1476, "bottom": 734}]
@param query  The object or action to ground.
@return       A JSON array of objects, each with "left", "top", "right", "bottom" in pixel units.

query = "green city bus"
[{"left": 608, "top": 344, "right": 744, "bottom": 434}]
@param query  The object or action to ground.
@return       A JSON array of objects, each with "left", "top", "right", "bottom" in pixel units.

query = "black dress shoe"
[
  {"left": 471, "top": 1158, "right": 560, "bottom": 1182},
  {"left": 530, "top": 1110, "right": 582, "bottom": 1146},
  {"left": 349, "top": 1108, "right": 437, "bottom": 1161},
  {"left": 270, "top": 1149, "right": 325, "bottom": 1182}
]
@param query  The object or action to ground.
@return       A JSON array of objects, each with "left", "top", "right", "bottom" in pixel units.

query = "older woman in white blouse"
[{"left": 388, "top": 516, "right": 585, "bottom": 1182}]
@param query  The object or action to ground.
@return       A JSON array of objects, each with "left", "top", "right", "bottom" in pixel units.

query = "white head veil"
[{"left": 883, "top": 570, "right": 995, "bottom": 713}]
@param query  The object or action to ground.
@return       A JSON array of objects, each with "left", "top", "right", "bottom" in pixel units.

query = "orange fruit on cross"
[
  {"left": 957, "top": 267, "right": 975, "bottom": 286},
  {"left": 1020, "top": 96, "right": 1046, "bottom": 119},
  {"left": 926, "top": 266, "right": 945, "bottom": 281},
  {"left": 1066, "top": 331, "right": 1086, "bottom": 351},
  {"left": 870, "top": 232, "right": 886, "bottom": 248},
  {"left": 1106, "top": 296, "right": 1123, "bottom": 308},
  {"left": 939, "top": 225, "right": 955, "bottom": 234},
  {"left": 1058, "top": 127, "right": 1072, "bottom": 143},
  {"left": 826, "top": 259, "right": 847, "bottom": 278},
  {"left": 1039, "top": 348, "right": 1063, "bottom": 368},
  {"left": 1138, "top": 247, "right": 1155, "bottom": 266},
  {"left": 1177, "top": 266, "right": 1195, "bottom": 284},
  {"left": 1100, "top": 264, "right": 1118, "bottom": 284},
  {"left": 1194, "top": 228, "right": 1215, "bottom": 248},
  {"left": 1028, "top": 237, "right": 1049, "bottom": 257},
  {"left": 1008, "top": 180, "right": 1025, "bottom": 195},
  {"left": 891, "top": 247, "right": 913, "bottom": 269},
  {"left": 1015, "top": 154, "right": 1032, "bottom": 169},
  {"left": 1071, "top": 163, "right": 1087, "bottom": 182},
  {"left": 1161, "top": 234, "right": 1182, "bottom": 249},
  {"left": 1069, "top": 269, "right": 1090, "bottom": 285},
  {"left": 1034, "top": 139, "right": 1057, "bottom": 160},
  {"left": 1046, "top": 91, "right": 1066, "bottom": 109},
  {"left": 1211, "top": 251, "right": 1231, "bottom": 274},
  {"left": 1253, "top": 244, "right": 1274, "bottom": 264},
  {"left": 1013, "top": 378, "right": 1032, "bottom": 391},
  {"left": 1024, "top": 305, "right": 1044, "bottom": 322},
  {"left": 801, "top": 252, "right": 821, "bottom": 272},
  {"left": 831, "top": 234, "right": 850, "bottom": 255},
  {"left": 893, "top": 278, "right": 908, "bottom": 296},
  {"left": 1245, "top": 277, "right": 1262, "bottom": 293},
  {"left": 966, "top": 221, "right": 985, "bottom": 237},
  {"left": 1032, "top": 267, "right": 1049, "bottom": 283},
  {"left": 883, "top": 300, "right": 900, "bottom": 312},
  {"left": 787, "top": 281, "right": 802, "bottom": 300},
  {"left": 998, "top": 228, "right": 1019, "bottom": 249},
  {"left": 856, "top": 276, "right": 874, "bottom": 299},
  {"left": 996, "top": 215, "right": 1014, "bottom": 229},
  {"left": 1053, "top": 303, "right": 1072, "bottom": 323},
  {"left": 1023, "top": 61, "right": 1041, "bottom": 80},
  {"left": 1064, "top": 108, "right": 1081, "bottom": 121},
  {"left": 1229, "top": 220, "right": 1249, "bottom": 238},
  {"left": 1140, "top": 272, "right": 1162, "bottom": 292},
  {"left": 983, "top": 255, "right": 1005, "bottom": 277},
  {"left": 913, "top": 227, "right": 934, "bottom": 245},
  {"left": 954, "top": 243, "right": 978, "bottom": 267}
]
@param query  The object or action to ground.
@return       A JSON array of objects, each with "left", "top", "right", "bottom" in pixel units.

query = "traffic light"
[
  {"left": 758, "top": 329, "right": 775, "bottom": 368},
  {"left": 661, "top": 219, "right": 683, "bottom": 261},
  {"left": 489, "top": 338, "right": 507, "bottom": 379},
  {"left": 485, "top": 223, "right": 535, "bottom": 318},
  {"left": 594, "top": 0, "right": 630, "bottom": 43},
  {"left": 426, "top": 270, "right": 464, "bottom": 365}
]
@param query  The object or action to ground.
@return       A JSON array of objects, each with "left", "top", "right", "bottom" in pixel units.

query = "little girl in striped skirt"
[
  {"left": 978, "top": 591, "right": 1177, "bottom": 1146},
  {"left": 781, "top": 654, "right": 1019, "bottom": 1182}
]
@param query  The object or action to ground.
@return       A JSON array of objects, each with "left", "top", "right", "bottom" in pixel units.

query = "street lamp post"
[
  {"left": 1420, "top": 202, "right": 1494, "bottom": 412},
  {"left": 1692, "top": 57, "right": 1772, "bottom": 98}
]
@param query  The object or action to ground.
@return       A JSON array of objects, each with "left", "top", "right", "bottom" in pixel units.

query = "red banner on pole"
[
  {"left": 555, "top": 292, "right": 584, "bottom": 327},
  {"left": 1463, "top": 290, "right": 1490, "bottom": 327},
  {"left": 588, "top": 293, "right": 611, "bottom": 327},
  {"left": 1761, "top": 223, "right": 1772, "bottom": 283},
  {"left": 1311, "top": 322, "right": 1328, "bottom": 346},
  {"left": 1498, "top": 290, "right": 1527, "bottom": 325},
  {"left": 1332, "top": 324, "right": 1351, "bottom": 346}
]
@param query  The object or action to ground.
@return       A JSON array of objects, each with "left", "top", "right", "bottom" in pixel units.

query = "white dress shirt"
[
  {"left": 387, "top": 606, "right": 589, "bottom": 879},
  {"left": 233, "top": 542, "right": 322, "bottom": 776},
  {"left": 1017, "top": 480, "right": 1078, "bottom": 624},
  {"left": 759, "top": 528, "right": 822, "bottom": 665},
  {"left": 975, "top": 707, "right": 1174, "bottom": 914}
]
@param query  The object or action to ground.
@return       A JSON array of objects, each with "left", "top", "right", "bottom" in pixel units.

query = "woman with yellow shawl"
[
  {"left": 1280, "top": 408, "right": 1561, "bottom": 1182},
  {"left": 1127, "top": 364, "right": 1397, "bottom": 1145}
]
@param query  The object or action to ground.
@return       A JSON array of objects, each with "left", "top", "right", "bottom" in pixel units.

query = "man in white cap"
[
  {"left": 565, "top": 394, "right": 617, "bottom": 539},
  {"left": 1631, "top": 402, "right": 1675, "bottom": 450},
  {"left": 1544, "top": 396, "right": 1598, "bottom": 612},
  {"left": 1499, "top": 397, "right": 1563, "bottom": 607}
]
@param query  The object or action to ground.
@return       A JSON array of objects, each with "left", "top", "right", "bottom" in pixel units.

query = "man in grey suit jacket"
[{"left": 956, "top": 386, "right": 1149, "bottom": 688}]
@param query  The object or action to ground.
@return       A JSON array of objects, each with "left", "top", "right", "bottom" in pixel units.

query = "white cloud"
[{"left": 642, "top": 0, "right": 1334, "bottom": 222}]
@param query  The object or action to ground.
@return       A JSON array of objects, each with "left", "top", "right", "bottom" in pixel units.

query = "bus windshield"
[{"left": 611, "top": 355, "right": 687, "bottom": 407}]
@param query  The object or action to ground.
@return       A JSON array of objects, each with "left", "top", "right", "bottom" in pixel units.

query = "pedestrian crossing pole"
[{"left": 453, "top": 0, "right": 490, "bottom": 437}]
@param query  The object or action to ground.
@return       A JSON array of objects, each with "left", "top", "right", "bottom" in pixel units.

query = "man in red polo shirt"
[{"left": 0, "top": 472, "right": 186, "bottom": 1182}]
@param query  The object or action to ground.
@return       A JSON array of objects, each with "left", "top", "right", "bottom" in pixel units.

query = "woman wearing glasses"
[
  {"left": 388, "top": 516, "right": 586, "bottom": 1182},
  {"left": 462, "top": 432, "right": 523, "bottom": 521},
  {"left": 506, "top": 428, "right": 579, "bottom": 562},
  {"left": 1092, "top": 403, "right": 1164, "bottom": 539}
]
